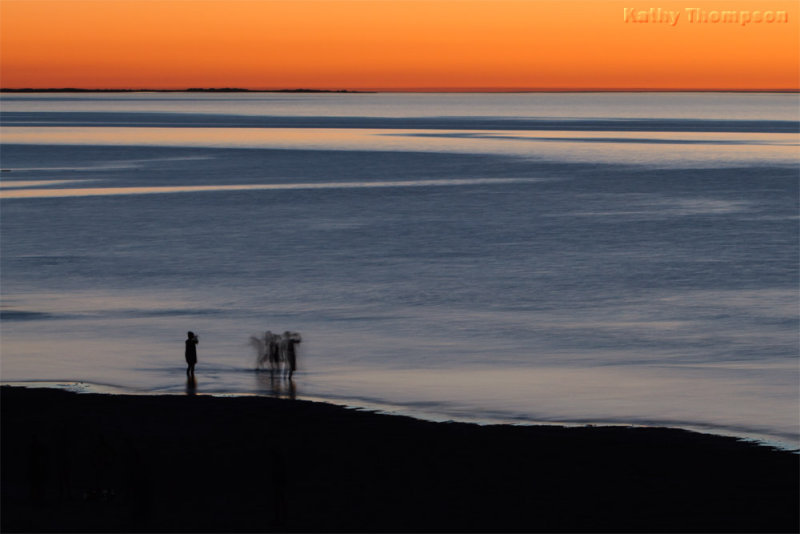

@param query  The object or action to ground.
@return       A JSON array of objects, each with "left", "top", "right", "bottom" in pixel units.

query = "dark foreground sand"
[{"left": 2, "top": 386, "right": 797, "bottom": 532}]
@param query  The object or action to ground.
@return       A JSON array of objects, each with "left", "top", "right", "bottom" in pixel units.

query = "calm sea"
[{"left": 1, "top": 93, "right": 798, "bottom": 448}]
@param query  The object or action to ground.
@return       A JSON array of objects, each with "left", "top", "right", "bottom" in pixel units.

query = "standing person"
[
  {"left": 185, "top": 331, "right": 198, "bottom": 376},
  {"left": 283, "top": 331, "right": 301, "bottom": 379},
  {"left": 267, "top": 332, "right": 281, "bottom": 374}
]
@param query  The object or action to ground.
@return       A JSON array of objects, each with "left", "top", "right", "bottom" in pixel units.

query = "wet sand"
[{"left": 2, "top": 385, "right": 797, "bottom": 532}]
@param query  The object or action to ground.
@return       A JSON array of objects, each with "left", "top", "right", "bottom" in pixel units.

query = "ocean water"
[{"left": 1, "top": 93, "right": 798, "bottom": 448}]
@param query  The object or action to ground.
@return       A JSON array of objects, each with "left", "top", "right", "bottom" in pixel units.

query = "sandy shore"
[{"left": 2, "top": 386, "right": 797, "bottom": 532}]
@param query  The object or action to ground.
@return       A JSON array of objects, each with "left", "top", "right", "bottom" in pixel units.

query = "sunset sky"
[{"left": 1, "top": 0, "right": 797, "bottom": 91}]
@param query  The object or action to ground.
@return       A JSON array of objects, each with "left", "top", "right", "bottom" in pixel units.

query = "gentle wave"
[
  {"left": 0, "top": 177, "right": 538, "bottom": 199},
  {"left": 3, "top": 126, "right": 796, "bottom": 167},
  {"left": 0, "top": 308, "right": 224, "bottom": 320},
  {"left": 387, "top": 131, "right": 799, "bottom": 146},
  {"left": 2, "top": 112, "right": 798, "bottom": 133},
  {"left": 0, "top": 179, "right": 90, "bottom": 189},
  {"left": 0, "top": 310, "right": 57, "bottom": 321}
]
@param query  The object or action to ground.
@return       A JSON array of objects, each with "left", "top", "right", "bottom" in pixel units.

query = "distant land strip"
[
  {"left": 0, "top": 88, "right": 371, "bottom": 94},
  {"left": 1, "top": 88, "right": 798, "bottom": 93}
]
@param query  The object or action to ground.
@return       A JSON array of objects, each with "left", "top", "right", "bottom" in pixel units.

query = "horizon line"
[{"left": 2, "top": 87, "right": 799, "bottom": 94}]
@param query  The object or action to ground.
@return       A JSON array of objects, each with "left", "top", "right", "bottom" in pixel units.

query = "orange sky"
[{"left": 1, "top": 0, "right": 797, "bottom": 90}]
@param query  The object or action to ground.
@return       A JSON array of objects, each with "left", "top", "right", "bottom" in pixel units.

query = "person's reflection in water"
[
  {"left": 185, "top": 374, "right": 197, "bottom": 396},
  {"left": 269, "top": 371, "right": 282, "bottom": 398},
  {"left": 255, "top": 371, "right": 298, "bottom": 400}
]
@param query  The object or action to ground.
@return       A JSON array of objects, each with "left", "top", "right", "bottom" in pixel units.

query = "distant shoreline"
[
  {"left": 0, "top": 88, "right": 373, "bottom": 94},
  {"left": 1, "top": 87, "right": 798, "bottom": 94}
]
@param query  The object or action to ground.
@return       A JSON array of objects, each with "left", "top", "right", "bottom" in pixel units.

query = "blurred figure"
[
  {"left": 185, "top": 331, "right": 198, "bottom": 376},
  {"left": 282, "top": 331, "right": 301, "bottom": 379},
  {"left": 267, "top": 332, "right": 281, "bottom": 374},
  {"left": 278, "top": 334, "right": 288, "bottom": 374},
  {"left": 251, "top": 334, "right": 267, "bottom": 369},
  {"left": 252, "top": 330, "right": 302, "bottom": 381}
]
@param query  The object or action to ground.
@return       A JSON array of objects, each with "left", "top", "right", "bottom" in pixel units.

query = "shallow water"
[{"left": 1, "top": 92, "right": 798, "bottom": 448}]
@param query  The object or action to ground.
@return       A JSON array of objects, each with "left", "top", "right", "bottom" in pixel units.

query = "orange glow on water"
[{"left": 1, "top": 0, "right": 797, "bottom": 91}]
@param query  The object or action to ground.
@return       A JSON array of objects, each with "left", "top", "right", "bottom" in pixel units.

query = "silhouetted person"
[
  {"left": 283, "top": 331, "right": 301, "bottom": 378},
  {"left": 185, "top": 331, "right": 198, "bottom": 376}
]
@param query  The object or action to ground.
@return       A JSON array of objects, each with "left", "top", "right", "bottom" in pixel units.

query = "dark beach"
[{"left": 2, "top": 386, "right": 797, "bottom": 532}]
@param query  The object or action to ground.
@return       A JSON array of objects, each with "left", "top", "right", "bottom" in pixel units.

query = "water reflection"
[
  {"left": 1, "top": 126, "right": 796, "bottom": 168},
  {"left": 0, "top": 177, "right": 530, "bottom": 199},
  {"left": 185, "top": 375, "right": 197, "bottom": 396},
  {"left": 255, "top": 371, "right": 296, "bottom": 400}
]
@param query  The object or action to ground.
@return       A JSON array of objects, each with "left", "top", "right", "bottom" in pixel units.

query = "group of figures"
[{"left": 255, "top": 331, "right": 302, "bottom": 378}]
